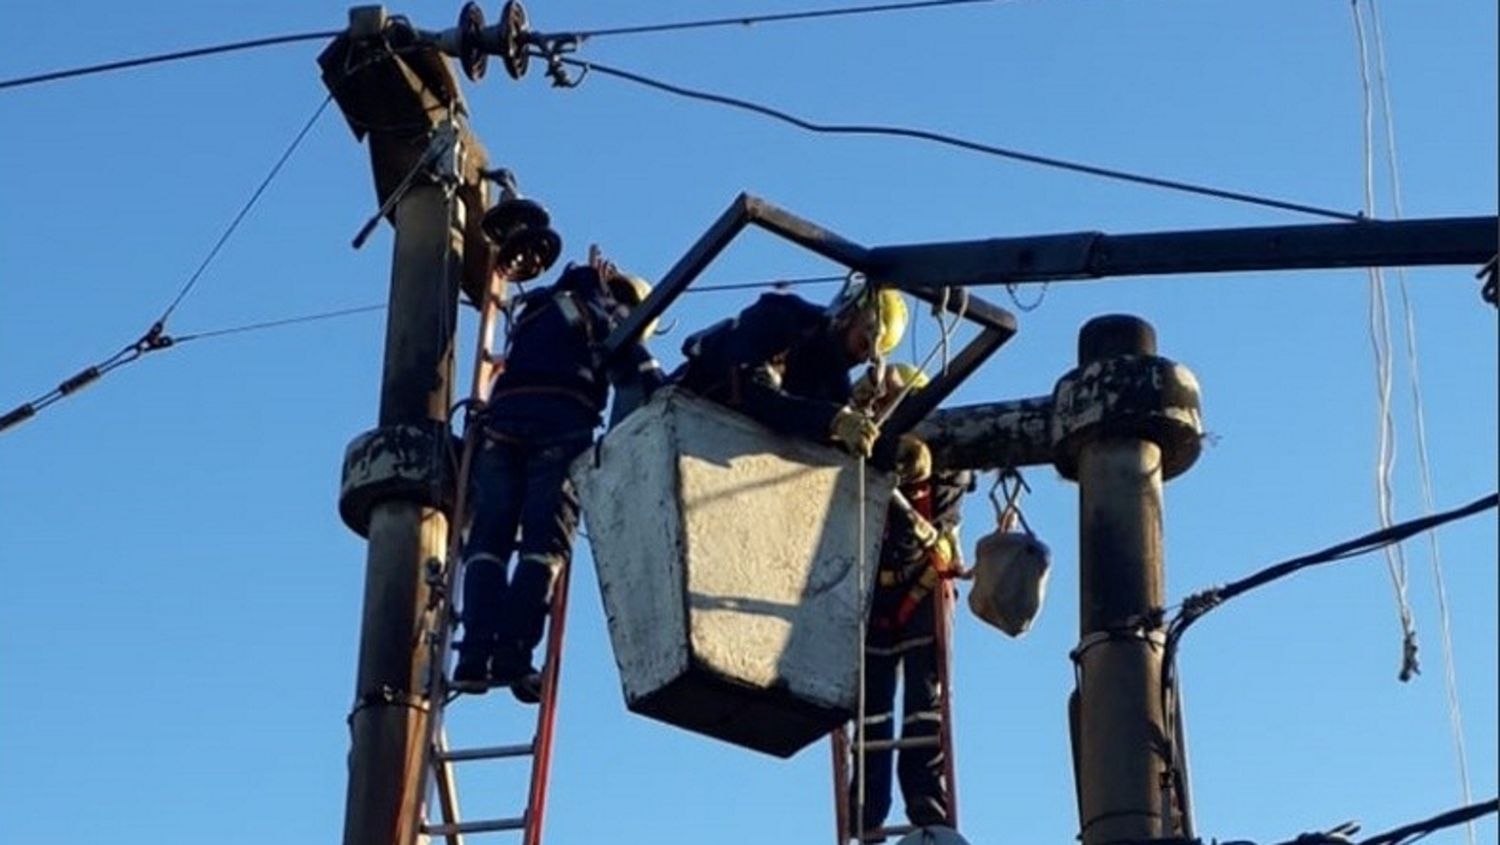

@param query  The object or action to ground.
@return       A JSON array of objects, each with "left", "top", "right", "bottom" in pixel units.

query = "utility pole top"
[{"left": 318, "top": 8, "right": 495, "bottom": 304}]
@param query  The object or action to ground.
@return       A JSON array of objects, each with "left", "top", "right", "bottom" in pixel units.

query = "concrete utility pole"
[
  {"left": 918, "top": 314, "right": 1204, "bottom": 843},
  {"left": 319, "top": 8, "right": 493, "bottom": 845}
]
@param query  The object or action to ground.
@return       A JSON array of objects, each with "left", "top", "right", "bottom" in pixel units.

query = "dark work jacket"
[
  {"left": 676, "top": 292, "right": 853, "bottom": 441},
  {"left": 870, "top": 469, "right": 972, "bottom": 643},
  {"left": 487, "top": 265, "right": 665, "bottom": 435}
]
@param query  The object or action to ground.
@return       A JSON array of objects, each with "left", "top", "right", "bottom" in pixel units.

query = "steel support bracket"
[
  {"left": 1051, "top": 355, "right": 1204, "bottom": 482},
  {"left": 339, "top": 422, "right": 458, "bottom": 537}
]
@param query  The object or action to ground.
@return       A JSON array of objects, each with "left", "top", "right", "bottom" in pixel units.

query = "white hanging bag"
[{"left": 967, "top": 471, "right": 1050, "bottom": 637}]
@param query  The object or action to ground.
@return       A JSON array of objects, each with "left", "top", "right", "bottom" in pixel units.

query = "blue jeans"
[{"left": 459, "top": 421, "right": 591, "bottom": 661}]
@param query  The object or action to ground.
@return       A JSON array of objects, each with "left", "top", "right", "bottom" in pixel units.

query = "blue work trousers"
[{"left": 459, "top": 424, "right": 591, "bottom": 658}]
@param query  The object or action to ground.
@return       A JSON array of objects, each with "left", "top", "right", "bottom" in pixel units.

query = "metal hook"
[{"left": 988, "top": 467, "right": 1032, "bottom": 536}]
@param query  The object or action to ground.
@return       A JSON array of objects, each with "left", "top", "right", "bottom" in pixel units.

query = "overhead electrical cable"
[
  {"left": 175, "top": 303, "right": 387, "bottom": 342},
  {"left": 1355, "top": 797, "right": 1499, "bottom": 845},
  {"left": 1366, "top": 0, "right": 1476, "bottom": 831},
  {"left": 1159, "top": 492, "right": 1498, "bottom": 729},
  {"left": 571, "top": 0, "right": 1004, "bottom": 39},
  {"left": 546, "top": 54, "right": 1365, "bottom": 222},
  {"left": 0, "top": 96, "right": 331, "bottom": 435},
  {"left": 0, "top": 30, "right": 339, "bottom": 92}
]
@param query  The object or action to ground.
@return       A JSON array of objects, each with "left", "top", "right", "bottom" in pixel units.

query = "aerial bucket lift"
[{"left": 570, "top": 195, "right": 1019, "bottom": 764}]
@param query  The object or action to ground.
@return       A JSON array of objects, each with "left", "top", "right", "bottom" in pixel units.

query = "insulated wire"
[
  {"left": 1350, "top": 0, "right": 1419, "bottom": 683},
  {"left": 0, "top": 95, "right": 332, "bottom": 434},
  {"left": 0, "top": 31, "right": 339, "bottom": 91},
  {"left": 574, "top": 0, "right": 1004, "bottom": 39},
  {"left": 548, "top": 55, "right": 1364, "bottom": 222},
  {"left": 175, "top": 303, "right": 386, "bottom": 342},
  {"left": 1367, "top": 0, "right": 1476, "bottom": 834}
]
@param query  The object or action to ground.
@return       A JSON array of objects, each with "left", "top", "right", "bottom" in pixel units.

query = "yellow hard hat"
[
  {"left": 607, "top": 274, "right": 659, "bottom": 339},
  {"left": 872, "top": 289, "right": 908, "bottom": 357}
]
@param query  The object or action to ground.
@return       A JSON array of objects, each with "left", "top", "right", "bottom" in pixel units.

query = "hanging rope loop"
[{"left": 988, "top": 466, "right": 1033, "bottom": 536}]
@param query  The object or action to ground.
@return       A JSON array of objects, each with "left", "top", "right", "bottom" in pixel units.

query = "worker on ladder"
[
  {"left": 454, "top": 249, "right": 664, "bottom": 701},
  {"left": 849, "top": 363, "right": 971, "bottom": 840},
  {"left": 674, "top": 279, "right": 908, "bottom": 458}
]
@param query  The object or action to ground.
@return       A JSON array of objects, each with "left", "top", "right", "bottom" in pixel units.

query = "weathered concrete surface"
[
  {"left": 573, "top": 388, "right": 892, "bottom": 757},
  {"left": 914, "top": 394, "right": 1053, "bottom": 471},
  {"left": 338, "top": 421, "right": 455, "bottom": 537},
  {"left": 1052, "top": 355, "right": 1203, "bottom": 481}
]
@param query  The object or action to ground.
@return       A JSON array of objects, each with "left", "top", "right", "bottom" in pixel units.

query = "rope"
[
  {"left": 854, "top": 456, "right": 869, "bottom": 845},
  {"left": 544, "top": 54, "right": 1364, "bottom": 222},
  {"left": 1350, "top": 0, "right": 1419, "bottom": 683},
  {"left": 1367, "top": 0, "right": 1476, "bottom": 829}
]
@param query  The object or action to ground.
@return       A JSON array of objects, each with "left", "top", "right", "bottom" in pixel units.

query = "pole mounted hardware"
[
  {"left": 402, "top": 1, "right": 579, "bottom": 85},
  {"left": 479, "top": 168, "right": 562, "bottom": 282}
]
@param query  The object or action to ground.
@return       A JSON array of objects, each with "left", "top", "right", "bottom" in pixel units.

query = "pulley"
[{"left": 481, "top": 193, "right": 561, "bottom": 282}]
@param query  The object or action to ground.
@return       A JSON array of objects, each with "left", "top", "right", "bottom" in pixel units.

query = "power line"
[
  {"left": 1, "top": 96, "right": 331, "bottom": 435},
  {"left": 686, "top": 274, "right": 845, "bottom": 293},
  {"left": 0, "top": 30, "right": 339, "bottom": 92},
  {"left": 176, "top": 303, "right": 386, "bottom": 342},
  {"left": 547, "top": 54, "right": 1366, "bottom": 222},
  {"left": 1356, "top": 797, "right": 1499, "bottom": 845},
  {"left": 573, "top": 0, "right": 1004, "bottom": 39},
  {"left": 161, "top": 94, "right": 332, "bottom": 322}
]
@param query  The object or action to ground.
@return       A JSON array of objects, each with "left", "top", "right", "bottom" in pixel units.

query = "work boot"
[
  {"left": 451, "top": 646, "right": 491, "bottom": 694},
  {"left": 509, "top": 668, "right": 543, "bottom": 705}
]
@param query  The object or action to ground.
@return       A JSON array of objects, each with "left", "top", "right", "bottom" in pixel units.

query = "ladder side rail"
[
  {"left": 831, "top": 727, "right": 852, "bottom": 845},
  {"left": 412, "top": 275, "right": 511, "bottom": 845},
  {"left": 522, "top": 557, "right": 572, "bottom": 845},
  {"left": 934, "top": 579, "right": 960, "bottom": 829},
  {"left": 431, "top": 729, "right": 467, "bottom": 845}
]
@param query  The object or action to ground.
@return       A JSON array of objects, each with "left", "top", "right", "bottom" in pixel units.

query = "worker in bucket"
[
  {"left": 849, "top": 363, "right": 971, "bottom": 838},
  {"left": 674, "top": 278, "right": 908, "bottom": 458},
  {"left": 455, "top": 249, "right": 665, "bottom": 702}
]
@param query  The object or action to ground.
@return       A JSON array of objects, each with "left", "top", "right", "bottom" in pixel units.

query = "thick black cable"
[
  {"left": 550, "top": 55, "right": 1364, "bottom": 222},
  {"left": 573, "top": 0, "right": 1001, "bottom": 39},
  {"left": 1356, "top": 798, "right": 1499, "bottom": 845},
  {"left": 161, "top": 94, "right": 332, "bottom": 322},
  {"left": 0, "top": 31, "right": 339, "bottom": 92}
]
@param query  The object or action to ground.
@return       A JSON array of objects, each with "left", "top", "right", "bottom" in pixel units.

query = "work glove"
[
  {"left": 829, "top": 407, "right": 880, "bottom": 458},
  {"left": 895, "top": 434, "right": 932, "bottom": 484}
]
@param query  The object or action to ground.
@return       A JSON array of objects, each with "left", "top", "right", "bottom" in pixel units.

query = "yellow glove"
[
  {"left": 829, "top": 407, "right": 880, "bottom": 458},
  {"left": 895, "top": 434, "right": 932, "bottom": 484}
]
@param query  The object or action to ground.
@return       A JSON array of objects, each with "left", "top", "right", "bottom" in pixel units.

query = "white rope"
[
  {"left": 854, "top": 455, "right": 869, "bottom": 844},
  {"left": 1367, "top": 2, "right": 1476, "bottom": 837},
  {"left": 1351, "top": 0, "right": 1420, "bottom": 683}
]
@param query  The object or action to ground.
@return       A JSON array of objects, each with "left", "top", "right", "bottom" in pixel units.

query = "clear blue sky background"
[{"left": 1, "top": 1, "right": 1495, "bottom": 843}]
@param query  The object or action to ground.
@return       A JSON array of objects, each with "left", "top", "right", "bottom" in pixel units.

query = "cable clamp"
[
  {"left": 133, "top": 321, "right": 176, "bottom": 355},
  {"left": 1070, "top": 625, "right": 1166, "bottom": 664},
  {"left": 345, "top": 685, "right": 431, "bottom": 727}
]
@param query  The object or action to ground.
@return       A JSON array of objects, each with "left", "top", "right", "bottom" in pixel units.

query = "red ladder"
[
  {"left": 406, "top": 269, "right": 572, "bottom": 845},
  {"left": 832, "top": 576, "right": 960, "bottom": 844}
]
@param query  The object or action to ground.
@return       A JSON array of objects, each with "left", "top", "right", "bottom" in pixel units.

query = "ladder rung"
[
  {"left": 855, "top": 824, "right": 916, "bottom": 841},
  {"left": 422, "top": 817, "right": 526, "bottom": 836},
  {"left": 857, "top": 735, "right": 941, "bottom": 753},
  {"left": 436, "top": 742, "right": 535, "bottom": 762}
]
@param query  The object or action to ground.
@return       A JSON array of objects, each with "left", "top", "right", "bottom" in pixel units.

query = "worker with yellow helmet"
[
  {"left": 849, "top": 360, "right": 971, "bottom": 837},
  {"left": 675, "top": 278, "right": 909, "bottom": 459}
]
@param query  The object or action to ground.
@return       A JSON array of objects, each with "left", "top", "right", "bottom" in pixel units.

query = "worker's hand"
[
  {"left": 895, "top": 434, "right": 932, "bottom": 484},
  {"left": 588, "top": 244, "right": 619, "bottom": 288},
  {"left": 829, "top": 407, "right": 880, "bottom": 458}
]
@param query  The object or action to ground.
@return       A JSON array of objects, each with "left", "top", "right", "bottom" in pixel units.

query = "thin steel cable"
[
  {"left": 176, "top": 303, "right": 385, "bottom": 342},
  {"left": 1351, "top": 0, "right": 1419, "bottom": 683},
  {"left": 0, "top": 30, "right": 339, "bottom": 91},
  {"left": 1368, "top": 0, "right": 1475, "bottom": 830},
  {"left": 161, "top": 94, "right": 333, "bottom": 322},
  {"left": 685, "top": 274, "right": 846, "bottom": 293},
  {"left": 573, "top": 0, "right": 1003, "bottom": 39},
  {"left": 548, "top": 55, "right": 1364, "bottom": 222}
]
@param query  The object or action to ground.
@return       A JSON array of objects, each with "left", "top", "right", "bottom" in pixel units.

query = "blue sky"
[{"left": 1, "top": 1, "right": 1495, "bottom": 843}]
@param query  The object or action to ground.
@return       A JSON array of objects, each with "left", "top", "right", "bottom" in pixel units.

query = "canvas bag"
[{"left": 967, "top": 472, "right": 1051, "bottom": 637}]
